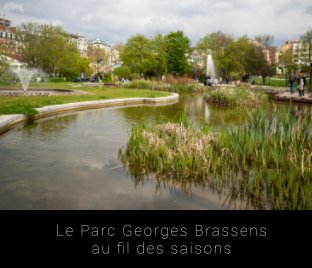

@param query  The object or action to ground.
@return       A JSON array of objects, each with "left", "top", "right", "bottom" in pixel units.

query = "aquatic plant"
[
  {"left": 204, "top": 86, "right": 267, "bottom": 107},
  {"left": 120, "top": 106, "right": 312, "bottom": 209}
]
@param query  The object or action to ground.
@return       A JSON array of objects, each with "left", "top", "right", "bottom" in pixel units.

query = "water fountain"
[
  {"left": 0, "top": 67, "right": 85, "bottom": 96},
  {"left": 12, "top": 67, "right": 38, "bottom": 92},
  {"left": 206, "top": 50, "right": 216, "bottom": 78}
]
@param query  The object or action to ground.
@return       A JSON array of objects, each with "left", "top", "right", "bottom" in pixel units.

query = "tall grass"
[
  {"left": 120, "top": 79, "right": 206, "bottom": 93},
  {"left": 205, "top": 86, "right": 267, "bottom": 107},
  {"left": 120, "top": 106, "right": 312, "bottom": 209}
]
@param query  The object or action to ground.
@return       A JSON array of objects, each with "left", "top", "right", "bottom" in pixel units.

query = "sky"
[{"left": 0, "top": 0, "right": 312, "bottom": 47}]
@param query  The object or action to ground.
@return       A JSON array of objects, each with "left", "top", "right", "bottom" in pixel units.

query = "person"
[
  {"left": 289, "top": 72, "right": 295, "bottom": 94},
  {"left": 206, "top": 75, "right": 212, "bottom": 87},
  {"left": 297, "top": 73, "right": 306, "bottom": 96},
  {"left": 80, "top": 73, "right": 84, "bottom": 83}
]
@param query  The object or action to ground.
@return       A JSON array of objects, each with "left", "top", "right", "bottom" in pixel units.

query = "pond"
[{"left": 0, "top": 93, "right": 310, "bottom": 209}]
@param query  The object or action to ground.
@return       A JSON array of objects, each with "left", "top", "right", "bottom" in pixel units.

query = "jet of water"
[
  {"left": 206, "top": 53, "right": 216, "bottom": 78},
  {"left": 12, "top": 67, "right": 38, "bottom": 91}
]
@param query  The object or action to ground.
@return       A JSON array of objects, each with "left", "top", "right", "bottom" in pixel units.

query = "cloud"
[
  {"left": 0, "top": 1, "right": 24, "bottom": 13},
  {"left": 1, "top": 0, "right": 311, "bottom": 46}
]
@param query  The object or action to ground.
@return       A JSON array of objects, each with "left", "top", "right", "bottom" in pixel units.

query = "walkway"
[
  {"left": 274, "top": 91, "right": 312, "bottom": 104},
  {"left": 251, "top": 85, "right": 312, "bottom": 104}
]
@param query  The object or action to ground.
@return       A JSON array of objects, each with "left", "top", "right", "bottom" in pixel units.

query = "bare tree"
[{"left": 255, "top": 34, "right": 274, "bottom": 49}]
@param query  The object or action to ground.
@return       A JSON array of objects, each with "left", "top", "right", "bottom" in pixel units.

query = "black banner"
[{"left": 0, "top": 211, "right": 311, "bottom": 264}]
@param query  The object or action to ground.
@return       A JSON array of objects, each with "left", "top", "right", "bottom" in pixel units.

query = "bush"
[{"left": 113, "top": 66, "right": 131, "bottom": 79}]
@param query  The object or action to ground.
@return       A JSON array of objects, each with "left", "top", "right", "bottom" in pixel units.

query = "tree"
[
  {"left": 279, "top": 47, "right": 296, "bottom": 84},
  {"left": 197, "top": 31, "right": 233, "bottom": 53},
  {"left": 113, "top": 66, "right": 131, "bottom": 79},
  {"left": 255, "top": 34, "right": 274, "bottom": 49},
  {"left": 224, "top": 36, "right": 256, "bottom": 80},
  {"left": 196, "top": 31, "right": 233, "bottom": 77},
  {"left": 18, "top": 22, "right": 90, "bottom": 78},
  {"left": 165, "top": 31, "right": 192, "bottom": 76},
  {"left": 86, "top": 45, "right": 108, "bottom": 73},
  {"left": 121, "top": 34, "right": 155, "bottom": 77},
  {"left": 300, "top": 27, "right": 312, "bottom": 87},
  {"left": 150, "top": 34, "right": 167, "bottom": 78}
]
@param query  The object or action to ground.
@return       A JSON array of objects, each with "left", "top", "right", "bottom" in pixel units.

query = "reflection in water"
[{"left": 0, "top": 94, "right": 311, "bottom": 209}]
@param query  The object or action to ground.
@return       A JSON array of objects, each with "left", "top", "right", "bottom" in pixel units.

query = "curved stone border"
[
  {"left": 0, "top": 89, "right": 86, "bottom": 96},
  {"left": 0, "top": 93, "right": 179, "bottom": 134}
]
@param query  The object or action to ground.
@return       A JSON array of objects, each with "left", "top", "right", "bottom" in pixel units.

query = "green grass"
[
  {"left": 252, "top": 77, "right": 311, "bottom": 88},
  {"left": 120, "top": 107, "right": 312, "bottom": 209},
  {"left": 0, "top": 82, "right": 171, "bottom": 116}
]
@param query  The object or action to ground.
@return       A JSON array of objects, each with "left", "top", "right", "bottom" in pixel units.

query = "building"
[
  {"left": 0, "top": 17, "right": 22, "bottom": 60},
  {"left": 293, "top": 42, "right": 310, "bottom": 67},
  {"left": 277, "top": 40, "right": 310, "bottom": 73},
  {"left": 70, "top": 35, "right": 121, "bottom": 69}
]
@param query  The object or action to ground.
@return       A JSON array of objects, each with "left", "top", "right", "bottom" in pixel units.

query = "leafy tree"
[
  {"left": 0, "top": 55, "right": 14, "bottom": 85},
  {"left": 223, "top": 36, "right": 256, "bottom": 80},
  {"left": 151, "top": 34, "right": 167, "bottom": 78},
  {"left": 300, "top": 27, "right": 312, "bottom": 87},
  {"left": 197, "top": 31, "right": 233, "bottom": 52},
  {"left": 18, "top": 22, "right": 90, "bottom": 78},
  {"left": 165, "top": 31, "right": 192, "bottom": 76},
  {"left": 197, "top": 31, "right": 233, "bottom": 76},
  {"left": 121, "top": 34, "right": 155, "bottom": 77},
  {"left": 279, "top": 47, "right": 296, "bottom": 83}
]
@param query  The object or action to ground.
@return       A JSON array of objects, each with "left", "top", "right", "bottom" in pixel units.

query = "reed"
[
  {"left": 120, "top": 105, "right": 312, "bottom": 209},
  {"left": 205, "top": 86, "right": 267, "bottom": 107}
]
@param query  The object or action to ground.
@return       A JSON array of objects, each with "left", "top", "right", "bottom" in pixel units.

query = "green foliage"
[
  {"left": 165, "top": 31, "right": 192, "bottom": 75},
  {"left": 102, "top": 71, "right": 114, "bottom": 82},
  {"left": 18, "top": 22, "right": 91, "bottom": 78},
  {"left": 113, "top": 66, "right": 131, "bottom": 79},
  {"left": 0, "top": 56, "right": 16, "bottom": 85},
  {"left": 197, "top": 31, "right": 233, "bottom": 78},
  {"left": 121, "top": 32, "right": 192, "bottom": 77},
  {"left": 121, "top": 34, "right": 155, "bottom": 77}
]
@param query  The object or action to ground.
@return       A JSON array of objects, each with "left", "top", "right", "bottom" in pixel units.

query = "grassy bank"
[
  {"left": 205, "top": 86, "right": 267, "bottom": 107},
  {"left": 120, "top": 107, "right": 312, "bottom": 209},
  {"left": 0, "top": 82, "right": 171, "bottom": 115}
]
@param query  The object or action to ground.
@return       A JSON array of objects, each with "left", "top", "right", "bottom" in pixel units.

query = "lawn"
[
  {"left": 251, "top": 76, "right": 311, "bottom": 88},
  {"left": 0, "top": 82, "right": 171, "bottom": 115}
]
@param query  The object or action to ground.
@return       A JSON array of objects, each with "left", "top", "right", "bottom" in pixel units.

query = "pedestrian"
[
  {"left": 289, "top": 72, "right": 295, "bottom": 94},
  {"left": 301, "top": 73, "right": 306, "bottom": 96},
  {"left": 298, "top": 74, "right": 305, "bottom": 96}
]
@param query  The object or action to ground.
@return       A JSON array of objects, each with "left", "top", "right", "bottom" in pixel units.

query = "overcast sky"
[{"left": 1, "top": 0, "right": 311, "bottom": 46}]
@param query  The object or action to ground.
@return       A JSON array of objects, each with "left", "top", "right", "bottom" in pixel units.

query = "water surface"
[{"left": 0, "top": 94, "right": 307, "bottom": 209}]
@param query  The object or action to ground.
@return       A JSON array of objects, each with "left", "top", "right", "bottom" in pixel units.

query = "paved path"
[
  {"left": 274, "top": 91, "right": 312, "bottom": 103},
  {"left": 251, "top": 85, "right": 312, "bottom": 104}
]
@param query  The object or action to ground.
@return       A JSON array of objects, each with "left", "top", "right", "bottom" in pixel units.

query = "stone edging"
[{"left": 0, "top": 93, "right": 179, "bottom": 134}]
